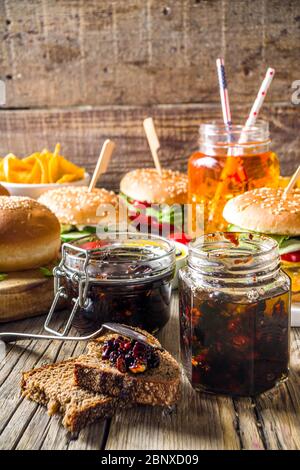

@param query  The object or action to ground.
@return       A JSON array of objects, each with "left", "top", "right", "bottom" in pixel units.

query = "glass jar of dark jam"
[
  {"left": 57, "top": 232, "right": 175, "bottom": 334},
  {"left": 179, "top": 232, "right": 291, "bottom": 396}
]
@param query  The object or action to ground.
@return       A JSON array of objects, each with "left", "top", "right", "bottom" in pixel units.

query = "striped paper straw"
[
  {"left": 245, "top": 67, "right": 275, "bottom": 127},
  {"left": 208, "top": 58, "right": 236, "bottom": 223},
  {"left": 216, "top": 58, "right": 233, "bottom": 138},
  {"left": 237, "top": 68, "right": 275, "bottom": 146}
]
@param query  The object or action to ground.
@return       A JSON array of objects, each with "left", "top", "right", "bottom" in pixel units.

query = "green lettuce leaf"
[
  {"left": 0, "top": 273, "right": 7, "bottom": 282},
  {"left": 279, "top": 238, "right": 300, "bottom": 255},
  {"left": 61, "top": 224, "right": 97, "bottom": 235},
  {"left": 61, "top": 230, "right": 93, "bottom": 243},
  {"left": 75, "top": 225, "right": 97, "bottom": 233},
  {"left": 60, "top": 225, "right": 98, "bottom": 242},
  {"left": 121, "top": 193, "right": 185, "bottom": 232},
  {"left": 227, "top": 224, "right": 300, "bottom": 255},
  {"left": 39, "top": 267, "right": 53, "bottom": 278},
  {"left": 60, "top": 224, "right": 74, "bottom": 234},
  {"left": 145, "top": 205, "right": 184, "bottom": 228}
]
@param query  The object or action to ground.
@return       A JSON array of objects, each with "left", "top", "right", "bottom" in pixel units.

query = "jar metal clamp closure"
[
  {"left": 0, "top": 234, "right": 174, "bottom": 347},
  {"left": 41, "top": 232, "right": 176, "bottom": 340},
  {"left": 43, "top": 242, "right": 91, "bottom": 337},
  {"left": 0, "top": 238, "right": 164, "bottom": 348}
]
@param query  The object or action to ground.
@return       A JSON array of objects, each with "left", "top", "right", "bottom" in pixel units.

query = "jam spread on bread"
[{"left": 102, "top": 336, "right": 160, "bottom": 374}]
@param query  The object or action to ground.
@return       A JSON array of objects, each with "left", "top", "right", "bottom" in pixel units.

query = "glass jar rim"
[
  {"left": 198, "top": 119, "right": 270, "bottom": 146},
  {"left": 199, "top": 119, "right": 269, "bottom": 135},
  {"left": 189, "top": 231, "right": 278, "bottom": 259},
  {"left": 62, "top": 231, "right": 176, "bottom": 283},
  {"left": 188, "top": 232, "right": 280, "bottom": 282}
]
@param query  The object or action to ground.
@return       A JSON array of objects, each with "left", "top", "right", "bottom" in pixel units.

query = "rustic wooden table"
[{"left": 0, "top": 293, "right": 300, "bottom": 450}]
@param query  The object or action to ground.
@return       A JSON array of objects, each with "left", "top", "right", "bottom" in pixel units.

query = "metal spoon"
[{"left": 0, "top": 322, "right": 163, "bottom": 350}]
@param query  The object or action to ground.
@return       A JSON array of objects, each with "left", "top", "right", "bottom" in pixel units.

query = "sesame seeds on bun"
[
  {"left": 120, "top": 168, "right": 188, "bottom": 205},
  {"left": 38, "top": 186, "right": 119, "bottom": 226},
  {"left": 0, "top": 196, "right": 61, "bottom": 272},
  {"left": 223, "top": 187, "right": 300, "bottom": 235}
]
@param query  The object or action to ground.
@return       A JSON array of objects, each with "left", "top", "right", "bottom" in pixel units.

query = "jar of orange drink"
[{"left": 188, "top": 121, "right": 280, "bottom": 234}]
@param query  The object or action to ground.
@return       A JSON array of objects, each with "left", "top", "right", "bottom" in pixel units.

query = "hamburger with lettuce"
[
  {"left": 223, "top": 187, "right": 300, "bottom": 301},
  {"left": 119, "top": 168, "right": 190, "bottom": 244},
  {"left": 39, "top": 186, "right": 119, "bottom": 243}
]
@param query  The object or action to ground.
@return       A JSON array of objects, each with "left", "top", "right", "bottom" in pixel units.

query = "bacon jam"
[
  {"left": 178, "top": 232, "right": 291, "bottom": 397},
  {"left": 101, "top": 335, "right": 160, "bottom": 374},
  {"left": 60, "top": 234, "right": 176, "bottom": 335},
  {"left": 179, "top": 292, "right": 290, "bottom": 396}
]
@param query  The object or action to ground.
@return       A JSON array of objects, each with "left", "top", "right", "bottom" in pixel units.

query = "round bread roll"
[
  {"left": 0, "top": 184, "right": 9, "bottom": 196},
  {"left": 120, "top": 168, "right": 188, "bottom": 205},
  {"left": 223, "top": 187, "right": 300, "bottom": 235},
  {"left": 38, "top": 186, "right": 119, "bottom": 226},
  {"left": 0, "top": 197, "right": 61, "bottom": 272}
]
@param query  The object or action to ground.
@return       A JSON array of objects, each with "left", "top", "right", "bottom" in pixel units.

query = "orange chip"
[
  {"left": 23, "top": 152, "right": 41, "bottom": 166},
  {"left": 53, "top": 143, "right": 61, "bottom": 157},
  {"left": 3, "top": 154, "right": 32, "bottom": 183},
  {"left": 56, "top": 173, "right": 81, "bottom": 184},
  {"left": 1, "top": 144, "right": 85, "bottom": 185},
  {"left": 48, "top": 154, "right": 60, "bottom": 183},
  {"left": 58, "top": 156, "right": 85, "bottom": 180},
  {"left": 26, "top": 160, "right": 42, "bottom": 184},
  {"left": 35, "top": 153, "right": 50, "bottom": 184}
]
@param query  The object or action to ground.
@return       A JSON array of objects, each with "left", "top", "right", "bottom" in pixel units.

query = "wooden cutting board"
[{"left": 0, "top": 269, "right": 55, "bottom": 322}]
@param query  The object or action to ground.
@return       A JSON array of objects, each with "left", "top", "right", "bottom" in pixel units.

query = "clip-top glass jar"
[
  {"left": 188, "top": 121, "right": 280, "bottom": 234},
  {"left": 49, "top": 232, "right": 176, "bottom": 335},
  {"left": 179, "top": 232, "right": 291, "bottom": 396}
]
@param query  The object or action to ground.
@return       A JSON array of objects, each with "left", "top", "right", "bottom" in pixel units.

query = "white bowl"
[{"left": 1, "top": 172, "right": 90, "bottom": 199}]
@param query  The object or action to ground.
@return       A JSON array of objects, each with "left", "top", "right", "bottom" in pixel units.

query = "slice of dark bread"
[
  {"left": 74, "top": 331, "right": 181, "bottom": 406},
  {"left": 21, "top": 358, "right": 129, "bottom": 433}
]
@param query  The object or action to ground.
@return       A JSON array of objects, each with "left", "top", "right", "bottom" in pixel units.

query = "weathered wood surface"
[
  {"left": 0, "top": 0, "right": 299, "bottom": 107},
  {"left": 1, "top": 294, "right": 300, "bottom": 450},
  {"left": 0, "top": 104, "right": 299, "bottom": 192}
]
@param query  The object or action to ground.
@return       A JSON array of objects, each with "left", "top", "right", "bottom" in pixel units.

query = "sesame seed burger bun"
[
  {"left": 223, "top": 187, "right": 300, "bottom": 235},
  {"left": 120, "top": 168, "right": 188, "bottom": 205},
  {"left": 0, "top": 184, "right": 9, "bottom": 196},
  {"left": 38, "top": 186, "right": 119, "bottom": 226},
  {"left": 0, "top": 197, "right": 61, "bottom": 272}
]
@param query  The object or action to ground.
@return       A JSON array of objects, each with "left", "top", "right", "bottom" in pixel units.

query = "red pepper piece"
[
  {"left": 169, "top": 232, "right": 192, "bottom": 245},
  {"left": 232, "top": 335, "right": 250, "bottom": 348}
]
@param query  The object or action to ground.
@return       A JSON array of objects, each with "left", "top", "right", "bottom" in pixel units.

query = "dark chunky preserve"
[
  {"left": 178, "top": 232, "right": 291, "bottom": 397},
  {"left": 101, "top": 335, "right": 160, "bottom": 374},
  {"left": 60, "top": 233, "right": 176, "bottom": 334},
  {"left": 179, "top": 292, "right": 290, "bottom": 396}
]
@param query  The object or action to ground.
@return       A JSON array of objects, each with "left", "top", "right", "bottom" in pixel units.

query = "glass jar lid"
[{"left": 62, "top": 232, "right": 176, "bottom": 283}]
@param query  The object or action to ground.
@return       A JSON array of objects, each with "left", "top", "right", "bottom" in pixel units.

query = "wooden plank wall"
[{"left": 0, "top": 0, "right": 299, "bottom": 190}]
